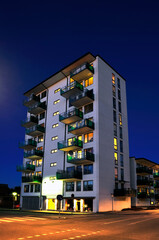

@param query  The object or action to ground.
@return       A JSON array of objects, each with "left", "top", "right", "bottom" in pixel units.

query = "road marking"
[
  {"left": 0, "top": 219, "right": 13, "bottom": 222},
  {"left": 35, "top": 235, "right": 40, "bottom": 237},
  {"left": 104, "top": 217, "right": 141, "bottom": 225},
  {"left": 56, "top": 231, "right": 60, "bottom": 233},
  {"left": 42, "top": 233, "right": 47, "bottom": 235},
  {"left": 62, "top": 231, "right": 66, "bottom": 232},
  {"left": 49, "top": 233, "right": 53, "bottom": 234},
  {"left": 82, "top": 234, "right": 86, "bottom": 236},
  {"left": 27, "top": 237, "right": 33, "bottom": 239},
  {"left": 67, "top": 230, "right": 71, "bottom": 231},
  {"left": 75, "top": 237, "right": 81, "bottom": 238},
  {"left": 128, "top": 216, "right": 159, "bottom": 225},
  {"left": 28, "top": 217, "right": 46, "bottom": 220},
  {"left": 69, "top": 238, "right": 75, "bottom": 239},
  {"left": 5, "top": 218, "right": 25, "bottom": 222},
  {"left": 18, "top": 238, "right": 24, "bottom": 240}
]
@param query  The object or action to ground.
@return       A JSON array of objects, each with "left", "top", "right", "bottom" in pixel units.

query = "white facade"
[{"left": 19, "top": 53, "right": 131, "bottom": 212}]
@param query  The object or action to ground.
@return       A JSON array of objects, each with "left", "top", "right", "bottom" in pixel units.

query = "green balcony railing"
[
  {"left": 23, "top": 94, "right": 40, "bottom": 107},
  {"left": 67, "top": 151, "right": 94, "bottom": 164},
  {"left": 60, "top": 81, "right": 84, "bottom": 98},
  {"left": 22, "top": 175, "right": 42, "bottom": 183},
  {"left": 68, "top": 119, "right": 94, "bottom": 134},
  {"left": 24, "top": 149, "right": 44, "bottom": 159},
  {"left": 153, "top": 173, "right": 159, "bottom": 178},
  {"left": 19, "top": 139, "right": 37, "bottom": 149},
  {"left": 56, "top": 170, "right": 82, "bottom": 180},
  {"left": 58, "top": 138, "right": 83, "bottom": 151},
  {"left": 26, "top": 125, "right": 45, "bottom": 136},
  {"left": 70, "top": 63, "right": 94, "bottom": 82},
  {"left": 16, "top": 164, "right": 35, "bottom": 172},
  {"left": 69, "top": 89, "right": 94, "bottom": 108},
  {"left": 136, "top": 166, "right": 153, "bottom": 175},
  {"left": 59, "top": 109, "right": 83, "bottom": 124}
]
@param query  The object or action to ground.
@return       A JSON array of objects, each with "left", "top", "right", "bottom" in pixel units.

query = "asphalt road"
[{"left": 0, "top": 209, "right": 159, "bottom": 240}]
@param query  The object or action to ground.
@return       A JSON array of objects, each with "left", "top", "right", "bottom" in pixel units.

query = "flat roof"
[{"left": 24, "top": 52, "right": 126, "bottom": 97}]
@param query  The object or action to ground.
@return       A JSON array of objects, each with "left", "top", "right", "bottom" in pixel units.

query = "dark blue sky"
[{"left": 0, "top": 0, "right": 159, "bottom": 187}]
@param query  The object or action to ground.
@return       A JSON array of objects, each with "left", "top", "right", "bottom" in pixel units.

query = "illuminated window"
[
  {"left": 51, "top": 136, "right": 58, "bottom": 141},
  {"left": 77, "top": 150, "right": 82, "bottom": 159},
  {"left": 112, "top": 85, "right": 116, "bottom": 96},
  {"left": 52, "top": 123, "right": 59, "bottom": 128},
  {"left": 115, "top": 167, "right": 118, "bottom": 180},
  {"left": 112, "top": 73, "right": 115, "bottom": 85},
  {"left": 113, "top": 98, "right": 116, "bottom": 109},
  {"left": 114, "top": 124, "right": 117, "bottom": 136},
  {"left": 78, "top": 135, "right": 82, "bottom": 141},
  {"left": 113, "top": 110, "right": 117, "bottom": 123},
  {"left": 36, "top": 159, "right": 42, "bottom": 167},
  {"left": 118, "top": 102, "right": 122, "bottom": 113},
  {"left": 119, "top": 114, "right": 122, "bottom": 125},
  {"left": 35, "top": 171, "right": 42, "bottom": 176},
  {"left": 51, "top": 149, "right": 57, "bottom": 154},
  {"left": 114, "top": 138, "right": 118, "bottom": 150},
  {"left": 54, "top": 88, "right": 60, "bottom": 94},
  {"left": 50, "top": 162, "right": 57, "bottom": 167},
  {"left": 54, "top": 99, "right": 60, "bottom": 105},
  {"left": 114, "top": 152, "right": 118, "bottom": 165},
  {"left": 68, "top": 138, "right": 73, "bottom": 146},
  {"left": 53, "top": 111, "right": 59, "bottom": 116},
  {"left": 85, "top": 77, "right": 93, "bottom": 87},
  {"left": 37, "top": 146, "right": 43, "bottom": 151},
  {"left": 70, "top": 78, "right": 74, "bottom": 83},
  {"left": 38, "top": 135, "right": 43, "bottom": 143},
  {"left": 84, "top": 132, "right": 93, "bottom": 143}
]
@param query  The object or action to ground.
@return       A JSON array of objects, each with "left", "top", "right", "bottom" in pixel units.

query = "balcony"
[
  {"left": 153, "top": 173, "right": 159, "bottom": 180},
  {"left": 137, "top": 179, "right": 153, "bottom": 187},
  {"left": 136, "top": 166, "right": 153, "bottom": 176},
  {"left": 114, "top": 188, "right": 136, "bottom": 197},
  {"left": 68, "top": 119, "right": 94, "bottom": 135},
  {"left": 21, "top": 116, "right": 38, "bottom": 128},
  {"left": 56, "top": 170, "right": 82, "bottom": 181},
  {"left": 28, "top": 102, "right": 47, "bottom": 115},
  {"left": 26, "top": 125, "right": 45, "bottom": 137},
  {"left": 19, "top": 139, "right": 37, "bottom": 151},
  {"left": 24, "top": 149, "right": 44, "bottom": 160},
  {"left": 69, "top": 89, "right": 94, "bottom": 108},
  {"left": 60, "top": 81, "right": 83, "bottom": 99},
  {"left": 22, "top": 175, "right": 42, "bottom": 183},
  {"left": 59, "top": 109, "right": 83, "bottom": 124},
  {"left": 23, "top": 94, "right": 40, "bottom": 107},
  {"left": 67, "top": 151, "right": 94, "bottom": 165},
  {"left": 58, "top": 138, "right": 83, "bottom": 151},
  {"left": 16, "top": 164, "right": 35, "bottom": 172},
  {"left": 70, "top": 63, "right": 94, "bottom": 82}
]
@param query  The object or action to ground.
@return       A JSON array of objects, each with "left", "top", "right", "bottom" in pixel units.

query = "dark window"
[
  {"left": 76, "top": 181, "right": 81, "bottom": 191},
  {"left": 67, "top": 166, "right": 75, "bottom": 172},
  {"left": 30, "top": 184, "right": 33, "bottom": 192},
  {"left": 115, "top": 182, "right": 118, "bottom": 189},
  {"left": 84, "top": 164, "right": 93, "bottom": 174},
  {"left": 117, "top": 78, "right": 120, "bottom": 89},
  {"left": 118, "top": 102, "right": 122, "bottom": 113},
  {"left": 66, "top": 182, "right": 74, "bottom": 191},
  {"left": 120, "top": 154, "right": 124, "bottom": 167},
  {"left": 41, "top": 91, "right": 46, "bottom": 99},
  {"left": 114, "top": 124, "right": 117, "bottom": 136},
  {"left": 24, "top": 185, "right": 29, "bottom": 193},
  {"left": 77, "top": 165, "right": 82, "bottom": 172},
  {"left": 84, "top": 103, "right": 93, "bottom": 114},
  {"left": 113, "top": 110, "right": 117, "bottom": 123},
  {"left": 121, "top": 169, "right": 124, "bottom": 181},
  {"left": 113, "top": 98, "right": 116, "bottom": 109},
  {"left": 119, "top": 127, "right": 123, "bottom": 139},
  {"left": 35, "top": 184, "right": 40, "bottom": 192},
  {"left": 120, "top": 141, "right": 123, "bottom": 153},
  {"left": 118, "top": 89, "right": 121, "bottom": 100},
  {"left": 83, "top": 180, "right": 93, "bottom": 191},
  {"left": 40, "top": 112, "right": 45, "bottom": 120}
]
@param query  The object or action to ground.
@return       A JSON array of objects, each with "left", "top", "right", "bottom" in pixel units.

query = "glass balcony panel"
[
  {"left": 59, "top": 109, "right": 83, "bottom": 124},
  {"left": 69, "top": 89, "right": 94, "bottom": 108},
  {"left": 19, "top": 139, "right": 37, "bottom": 150},
  {"left": 153, "top": 172, "right": 159, "bottom": 180},
  {"left": 22, "top": 175, "right": 42, "bottom": 183},
  {"left": 58, "top": 138, "right": 83, "bottom": 151},
  {"left": 28, "top": 102, "right": 47, "bottom": 115},
  {"left": 21, "top": 116, "right": 38, "bottom": 128},
  {"left": 23, "top": 94, "right": 40, "bottom": 107},
  {"left": 60, "top": 81, "right": 83, "bottom": 99},
  {"left": 24, "top": 149, "right": 44, "bottom": 160},
  {"left": 137, "top": 179, "right": 153, "bottom": 186},
  {"left": 16, "top": 164, "right": 35, "bottom": 172},
  {"left": 56, "top": 170, "right": 82, "bottom": 181},
  {"left": 136, "top": 166, "right": 153, "bottom": 176},
  {"left": 70, "top": 63, "right": 94, "bottom": 82},
  {"left": 68, "top": 119, "right": 94, "bottom": 135},
  {"left": 67, "top": 150, "right": 94, "bottom": 164},
  {"left": 26, "top": 125, "right": 45, "bottom": 137}
]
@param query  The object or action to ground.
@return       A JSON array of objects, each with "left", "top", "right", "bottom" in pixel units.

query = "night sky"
[{"left": 1, "top": 0, "right": 159, "bottom": 188}]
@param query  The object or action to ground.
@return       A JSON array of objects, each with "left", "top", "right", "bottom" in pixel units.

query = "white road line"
[
  {"left": 104, "top": 216, "right": 143, "bottom": 225},
  {"left": 128, "top": 216, "right": 159, "bottom": 225}
]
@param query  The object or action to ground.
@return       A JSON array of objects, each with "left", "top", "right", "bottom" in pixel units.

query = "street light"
[{"left": 12, "top": 192, "right": 17, "bottom": 209}]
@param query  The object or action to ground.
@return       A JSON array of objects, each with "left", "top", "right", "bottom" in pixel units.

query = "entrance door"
[{"left": 76, "top": 201, "right": 81, "bottom": 211}]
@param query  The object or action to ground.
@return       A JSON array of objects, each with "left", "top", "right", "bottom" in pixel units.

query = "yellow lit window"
[
  {"left": 84, "top": 132, "right": 93, "bottom": 143},
  {"left": 51, "top": 149, "right": 57, "bottom": 154},
  {"left": 70, "top": 78, "right": 74, "bottom": 83},
  {"left": 85, "top": 77, "right": 93, "bottom": 87},
  {"left": 54, "top": 88, "right": 60, "bottom": 94},
  {"left": 78, "top": 135, "right": 82, "bottom": 141},
  {"left": 77, "top": 150, "right": 82, "bottom": 159},
  {"left": 36, "top": 159, "right": 42, "bottom": 167},
  {"left": 51, "top": 136, "right": 58, "bottom": 141},
  {"left": 119, "top": 114, "right": 122, "bottom": 125},
  {"left": 52, "top": 123, "right": 59, "bottom": 128},
  {"left": 36, "top": 171, "right": 42, "bottom": 176},
  {"left": 53, "top": 111, "right": 59, "bottom": 116},
  {"left": 114, "top": 152, "right": 118, "bottom": 161},
  {"left": 112, "top": 73, "right": 115, "bottom": 85},
  {"left": 114, "top": 138, "right": 117, "bottom": 150},
  {"left": 54, "top": 99, "right": 60, "bottom": 105},
  {"left": 68, "top": 138, "right": 73, "bottom": 146}
]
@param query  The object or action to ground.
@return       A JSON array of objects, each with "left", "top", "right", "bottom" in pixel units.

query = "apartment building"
[
  {"left": 130, "top": 157, "right": 159, "bottom": 207},
  {"left": 18, "top": 52, "right": 132, "bottom": 212}
]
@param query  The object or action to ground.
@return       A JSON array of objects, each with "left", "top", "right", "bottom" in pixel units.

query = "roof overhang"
[{"left": 135, "top": 158, "right": 159, "bottom": 169}]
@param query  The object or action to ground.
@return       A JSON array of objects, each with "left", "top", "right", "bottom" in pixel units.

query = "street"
[{"left": 0, "top": 209, "right": 159, "bottom": 240}]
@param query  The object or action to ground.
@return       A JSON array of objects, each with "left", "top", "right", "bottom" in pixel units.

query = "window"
[
  {"left": 24, "top": 185, "right": 29, "bottom": 193},
  {"left": 38, "top": 135, "right": 43, "bottom": 143},
  {"left": 54, "top": 88, "right": 60, "bottom": 94},
  {"left": 112, "top": 85, "right": 116, "bottom": 96},
  {"left": 117, "top": 78, "right": 120, "bottom": 89},
  {"left": 52, "top": 123, "right": 59, "bottom": 128},
  {"left": 51, "top": 136, "right": 58, "bottom": 141},
  {"left": 50, "top": 162, "right": 57, "bottom": 167},
  {"left": 114, "top": 138, "right": 118, "bottom": 150},
  {"left": 85, "top": 77, "right": 93, "bottom": 87},
  {"left": 36, "top": 171, "right": 42, "bottom": 176},
  {"left": 112, "top": 73, "right": 115, "bottom": 85},
  {"left": 35, "top": 184, "right": 40, "bottom": 192},
  {"left": 30, "top": 184, "right": 34, "bottom": 192},
  {"left": 76, "top": 181, "right": 81, "bottom": 191},
  {"left": 83, "top": 180, "right": 93, "bottom": 191},
  {"left": 37, "top": 146, "right": 43, "bottom": 151},
  {"left": 114, "top": 124, "right": 117, "bottom": 136},
  {"left": 118, "top": 89, "right": 121, "bottom": 100},
  {"left": 120, "top": 140, "right": 123, "bottom": 153},
  {"left": 120, "top": 154, "right": 124, "bottom": 167},
  {"left": 84, "top": 132, "right": 93, "bottom": 143},
  {"left": 40, "top": 112, "right": 45, "bottom": 120},
  {"left": 119, "top": 127, "right": 123, "bottom": 139},
  {"left": 119, "top": 114, "right": 122, "bottom": 125},
  {"left": 84, "top": 103, "right": 93, "bottom": 114},
  {"left": 121, "top": 168, "right": 124, "bottom": 181},
  {"left": 53, "top": 111, "right": 59, "bottom": 116},
  {"left": 54, "top": 99, "right": 60, "bottom": 105},
  {"left": 70, "top": 78, "right": 74, "bottom": 83},
  {"left": 84, "top": 164, "right": 93, "bottom": 174},
  {"left": 113, "top": 98, "right": 116, "bottom": 109},
  {"left": 115, "top": 167, "right": 118, "bottom": 180},
  {"left": 113, "top": 110, "right": 117, "bottom": 123},
  {"left": 66, "top": 182, "right": 74, "bottom": 191},
  {"left": 41, "top": 91, "right": 46, "bottom": 99},
  {"left": 51, "top": 149, "right": 57, "bottom": 154},
  {"left": 36, "top": 159, "right": 42, "bottom": 167},
  {"left": 118, "top": 102, "right": 122, "bottom": 113},
  {"left": 114, "top": 152, "right": 118, "bottom": 165}
]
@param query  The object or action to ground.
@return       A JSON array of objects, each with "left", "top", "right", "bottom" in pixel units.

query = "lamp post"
[{"left": 12, "top": 192, "right": 17, "bottom": 209}]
